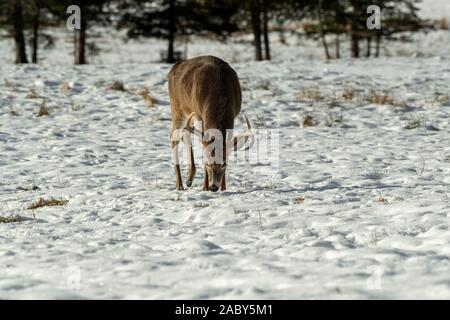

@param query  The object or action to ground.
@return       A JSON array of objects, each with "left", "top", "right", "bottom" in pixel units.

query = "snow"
[
  {"left": 1, "top": 3, "right": 450, "bottom": 300},
  {"left": 1, "top": 55, "right": 450, "bottom": 299},
  {"left": 418, "top": 0, "right": 450, "bottom": 20}
]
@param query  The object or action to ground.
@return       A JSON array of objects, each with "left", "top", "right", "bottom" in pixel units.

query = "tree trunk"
[
  {"left": 351, "top": 33, "right": 359, "bottom": 58},
  {"left": 12, "top": 1, "right": 28, "bottom": 64},
  {"left": 350, "top": 1, "right": 360, "bottom": 58},
  {"left": 32, "top": 3, "right": 40, "bottom": 63},
  {"left": 250, "top": 0, "right": 263, "bottom": 61},
  {"left": 278, "top": 24, "right": 286, "bottom": 44},
  {"left": 166, "top": 0, "right": 176, "bottom": 63},
  {"left": 262, "top": 0, "right": 271, "bottom": 60},
  {"left": 335, "top": 34, "right": 340, "bottom": 59},
  {"left": 317, "top": 0, "right": 330, "bottom": 59},
  {"left": 75, "top": 14, "right": 86, "bottom": 64},
  {"left": 375, "top": 32, "right": 381, "bottom": 57},
  {"left": 366, "top": 36, "right": 371, "bottom": 58}
]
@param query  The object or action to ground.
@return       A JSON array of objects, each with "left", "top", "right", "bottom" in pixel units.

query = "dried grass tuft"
[
  {"left": 404, "top": 116, "right": 424, "bottom": 130},
  {"left": 0, "top": 215, "right": 26, "bottom": 224},
  {"left": 137, "top": 87, "right": 157, "bottom": 107},
  {"left": 436, "top": 18, "right": 449, "bottom": 30},
  {"left": 342, "top": 89, "right": 354, "bottom": 101},
  {"left": 60, "top": 81, "right": 71, "bottom": 93},
  {"left": 296, "top": 88, "right": 324, "bottom": 102},
  {"left": 367, "top": 89, "right": 396, "bottom": 105},
  {"left": 367, "top": 89, "right": 407, "bottom": 107},
  {"left": 4, "top": 79, "right": 14, "bottom": 88},
  {"left": 9, "top": 107, "right": 20, "bottom": 116},
  {"left": 293, "top": 196, "right": 305, "bottom": 204},
  {"left": 26, "top": 88, "right": 41, "bottom": 99},
  {"left": 108, "top": 80, "right": 126, "bottom": 91},
  {"left": 301, "top": 115, "right": 318, "bottom": 127},
  {"left": 27, "top": 197, "right": 68, "bottom": 210},
  {"left": 435, "top": 94, "right": 449, "bottom": 104},
  {"left": 36, "top": 101, "right": 49, "bottom": 117}
]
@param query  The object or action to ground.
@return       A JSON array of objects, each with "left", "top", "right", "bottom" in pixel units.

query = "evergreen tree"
[
  {"left": 45, "top": 0, "right": 111, "bottom": 64},
  {"left": 117, "top": 0, "right": 239, "bottom": 63},
  {"left": 306, "top": 0, "right": 423, "bottom": 58},
  {"left": 0, "top": 0, "right": 29, "bottom": 63}
]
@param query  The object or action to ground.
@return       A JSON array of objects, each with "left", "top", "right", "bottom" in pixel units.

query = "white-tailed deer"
[{"left": 168, "top": 55, "right": 253, "bottom": 192}]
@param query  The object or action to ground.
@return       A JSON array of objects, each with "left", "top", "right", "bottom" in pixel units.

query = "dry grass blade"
[
  {"left": 434, "top": 94, "right": 449, "bottom": 104},
  {"left": 296, "top": 88, "right": 324, "bottom": 102},
  {"left": 108, "top": 80, "right": 126, "bottom": 91},
  {"left": 254, "top": 114, "right": 265, "bottom": 128},
  {"left": 193, "top": 202, "right": 209, "bottom": 208},
  {"left": 325, "top": 113, "right": 343, "bottom": 127},
  {"left": 301, "top": 115, "right": 318, "bottom": 127},
  {"left": 367, "top": 89, "right": 406, "bottom": 107},
  {"left": 293, "top": 196, "right": 305, "bottom": 204},
  {"left": 60, "top": 81, "right": 71, "bottom": 93},
  {"left": 27, "top": 197, "right": 68, "bottom": 210},
  {"left": 435, "top": 18, "right": 449, "bottom": 30},
  {"left": 4, "top": 79, "right": 14, "bottom": 88},
  {"left": 418, "top": 154, "right": 425, "bottom": 176},
  {"left": 258, "top": 208, "right": 266, "bottom": 231},
  {"left": 137, "top": 87, "right": 157, "bottom": 107},
  {"left": 368, "top": 89, "right": 395, "bottom": 105},
  {"left": 26, "top": 88, "right": 41, "bottom": 99},
  {"left": 9, "top": 107, "right": 20, "bottom": 116},
  {"left": 36, "top": 101, "right": 49, "bottom": 117},
  {"left": 0, "top": 215, "right": 26, "bottom": 224},
  {"left": 376, "top": 191, "right": 388, "bottom": 203},
  {"left": 342, "top": 89, "right": 354, "bottom": 101},
  {"left": 404, "top": 116, "right": 424, "bottom": 130}
]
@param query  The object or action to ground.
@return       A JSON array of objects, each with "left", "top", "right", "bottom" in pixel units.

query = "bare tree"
[
  {"left": 31, "top": 0, "right": 42, "bottom": 63},
  {"left": 316, "top": 0, "right": 330, "bottom": 59},
  {"left": 11, "top": 1, "right": 29, "bottom": 63},
  {"left": 250, "top": 0, "right": 263, "bottom": 61},
  {"left": 262, "top": 0, "right": 271, "bottom": 60},
  {"left": 74, "top": 5, "right": 86, "bottom": 65}
]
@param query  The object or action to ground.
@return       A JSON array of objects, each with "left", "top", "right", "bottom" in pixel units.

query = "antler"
[
  {"left": 186, "top": 113, "right": 254, "bottom": 152},
  {"left": 242, "top": 115, "right": 255, "bottom": 150},
  {"left": 184, "top": 112, "right": 203, "bottom": 138},
  {"left": 231, "top": 115, "right": 255, "bottom": 151}
]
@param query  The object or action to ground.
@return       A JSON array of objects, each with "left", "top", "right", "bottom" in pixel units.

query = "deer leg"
[
  {"left": 183, "top": 131, "right": 196, "bottom": 187},
  {"left": 171, "top": 132, "right": 184, "bottom": 191},
  {"left": 203, "top": 164, "right": 209, "bottom": 191},
  {"left": 187, "top": 146, "right": 196, "bottom": 187},
  {"left": 220, "top": 174, "right": 226, "bottom": 191}
]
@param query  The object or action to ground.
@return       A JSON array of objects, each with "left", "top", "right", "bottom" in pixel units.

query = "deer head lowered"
[{"left": 168, "top": 55, "right": 254, "bottom": 192}]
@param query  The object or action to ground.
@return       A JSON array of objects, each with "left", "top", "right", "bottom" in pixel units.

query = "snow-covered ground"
[
  {"left": 1, "top": 1, "right": 450, "bottom": 300},
  {"left": 0, "top": 0, "right": 449, "bottom": 65},
  {"left": 1, "top": 55, "right": 450, "bottom": 299},
  {"left": 418, "top": 0, "right": 450, "bottom": 20}
]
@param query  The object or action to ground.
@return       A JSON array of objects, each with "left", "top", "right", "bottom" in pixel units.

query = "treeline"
[{"left": 0, "top": 0, "right": 425, "bottom": 64}]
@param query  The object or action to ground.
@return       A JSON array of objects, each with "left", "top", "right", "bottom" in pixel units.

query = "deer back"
[{"left": 168, "top": 56, "right": 242, "bottom": 133}]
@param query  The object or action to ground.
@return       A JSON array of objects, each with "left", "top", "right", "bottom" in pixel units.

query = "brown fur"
[
  {"left": 168, "top": 55, "right": 242, "bottom": 132},
  {"left": 168, "top": 56, "right": 243, "bottom": 191}
]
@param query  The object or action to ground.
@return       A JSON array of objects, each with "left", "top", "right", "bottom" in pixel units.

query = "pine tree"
[
  {"left": 0, "top": 0, "right": 29, "bottom": 63},
  {"left": 309, "top": 0, "right": 423, "bottom": 58},
  {"left": 117, "top": 0, "right": 239, "bottom": 63},
  {"left": 46, "top": 0, "right": 111, "bottom": 64}
]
